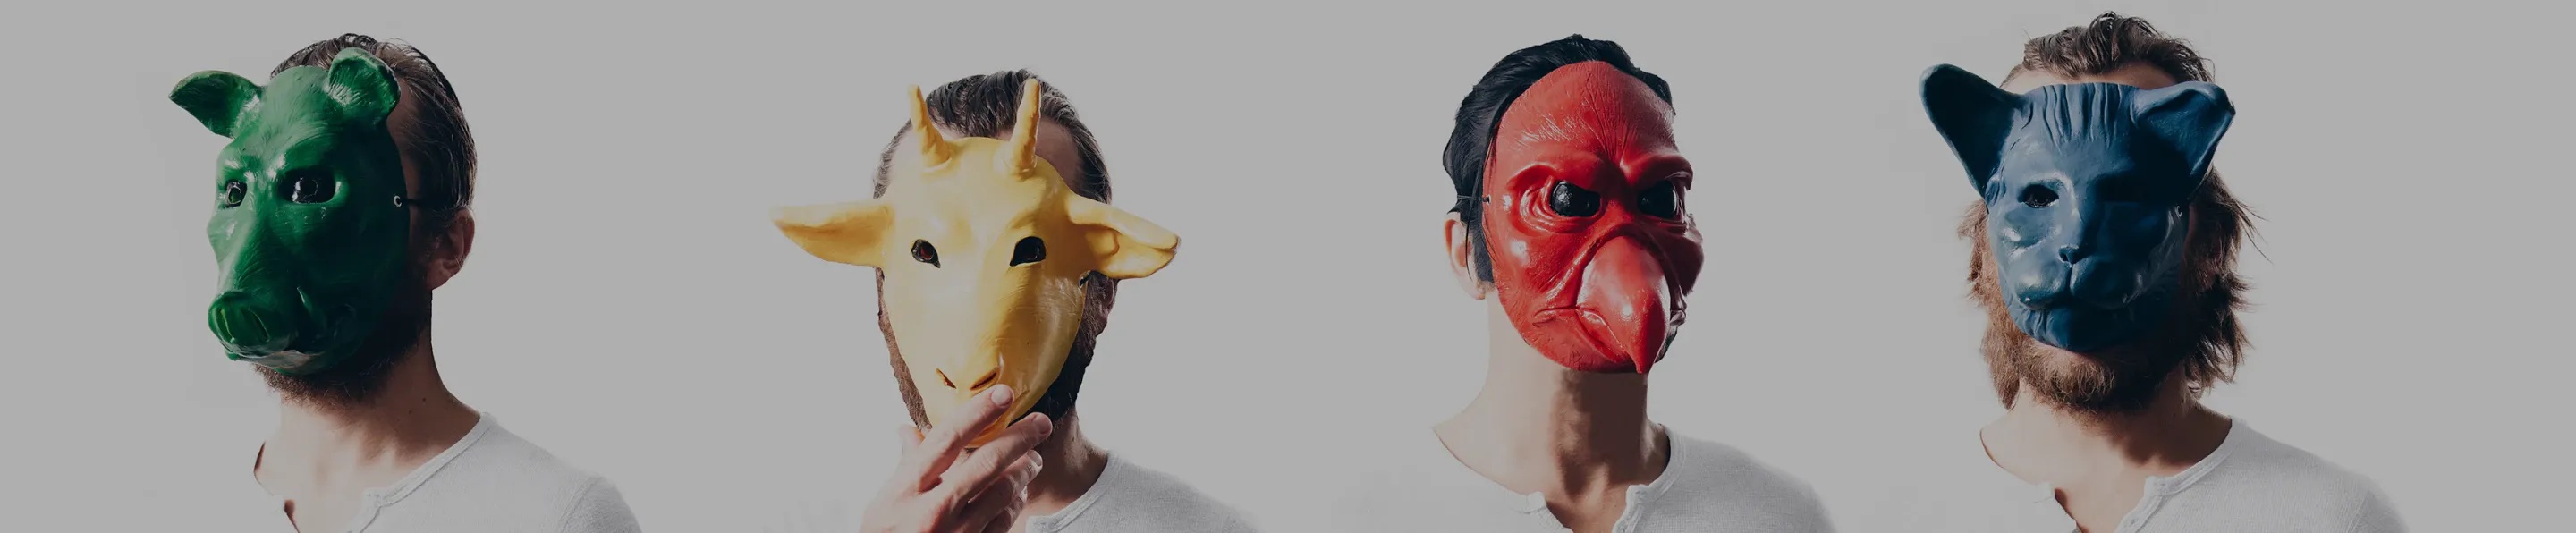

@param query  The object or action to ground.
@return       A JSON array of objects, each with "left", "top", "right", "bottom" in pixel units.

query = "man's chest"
[
  {"left": 2057, "top": 483, "right": 2149, "bottom": 533},
  {"left": 1554, "top": 504, "right": 1624, "bottom": 533},
  {"left": 282, "top": 494, "right": 368, "bottom": 533}
]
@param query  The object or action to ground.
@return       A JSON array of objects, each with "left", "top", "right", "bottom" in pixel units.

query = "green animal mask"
[{"left": 173, "top": 48, "right": 411, "bottom": 375}]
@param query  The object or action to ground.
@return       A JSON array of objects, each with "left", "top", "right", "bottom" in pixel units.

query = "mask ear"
[
  {"left": 2131, "top": 81, "right": 2233, "bottom": 184},
  {"left": 1064, "top": 197, "right": 1178, "bottom": 279},
  {"left": 1920, "top": 64, "right": 2020, "bottom": 191},
  {"left": 774, "top": 199, "right": 896, "bottom": 267},
  {"left": 170, "top": 71, "right": 259, "bottom": 138},
  {"left": 324, "top": 47, "right": 399, "bottom": 126}
]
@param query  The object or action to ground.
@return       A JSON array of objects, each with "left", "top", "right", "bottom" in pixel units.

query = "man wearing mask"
[
  {"left": 1898, "top": 13, "right": 2404, "bottom": 532},
  {"left": 170, "top": 34, "right": 640, "bottom": 531},
  {"left": 1333, "top": 35, "right": 1833, "bottom": 533},
  {"left": 767, "top": 71, "right": 1257, "bottom": 533}
]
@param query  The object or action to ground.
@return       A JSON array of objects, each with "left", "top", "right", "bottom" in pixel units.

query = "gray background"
[{"left": 2, "top": 0, "right": 2565, "bottom": 530}]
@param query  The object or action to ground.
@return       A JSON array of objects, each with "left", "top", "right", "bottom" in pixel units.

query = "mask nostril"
[
  {"left": 208, "top": 295, "right": 298, "bottom": 354},
  {"left": 2058, "top": 245, "right": 2088, "bottom": 263},
  {"left": 969, "top": 369, "right": 999, "bottom": 392},
  {"left": 936, "top": 368, "right": 955, "bottom": 389}
]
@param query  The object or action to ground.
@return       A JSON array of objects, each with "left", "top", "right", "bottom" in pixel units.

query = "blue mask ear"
[
  {"left": 2130, "top": 81, "right": 2233, "bottom": 185},
  {"left": 1920, "top": 64, "right": 2020, "bottom": 192},
  {"left": 171, "top": 71, "right": 259, "bottom": 138}
]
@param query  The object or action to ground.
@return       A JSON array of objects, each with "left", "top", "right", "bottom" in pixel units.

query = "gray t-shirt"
[
  {"left": 767, "top": 452, "right": 1258, "bottom": 533},
  {"left": 1333, "top": 427, "right": 1835, "bottom": 532},
  {"left": 1873, "top": 419, "right": 2404, "bottom": 532},
  {"left": 205, "top": 414, "right": 642, "bottom": 532}
]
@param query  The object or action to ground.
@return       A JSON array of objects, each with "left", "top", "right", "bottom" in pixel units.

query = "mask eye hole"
[
  {"left": 219, "top": 182, "right": 246, "bottom": 207},
  {"left": 1638, "top": 180, "right": 1683, "bottom": 219},
  {"left": 1010, "top": 236, "right": 1046, "bottom": 266},
  {"left": 283, "top": 169, "right": 336, "bottom": 204},
  {"left": 1546, "top": 182, "right": 1601, "bottom": 217},
  {"left": 2020, "top": 185, "right": 2059, "bottom": 208},
  {"left": 911, "top": 240, "right": 939, "bottom": 267}
]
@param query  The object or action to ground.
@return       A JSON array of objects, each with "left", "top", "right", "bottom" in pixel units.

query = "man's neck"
[
  {"left": 1436, "top": 304, "right": 1666, "bottom": 506},
  {"left": 1981, "top": 374, "right": 2233, "bottom": 530},
  {"left": 1985, "top": 376, "right": 2232, "bottom": 479},
  {"left": 256, "top": 341, "right": 480, "bottom": 498},
  {"left": 1020, "top": 409, "right": 1108, "bottom": 524}
]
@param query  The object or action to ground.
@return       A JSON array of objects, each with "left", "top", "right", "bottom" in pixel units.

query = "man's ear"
[
  {"left": 2131, "top": 80, "right": 2234, "bottom": 185},
  {"left": 1920, "top": 64, "right": 2020, "bottom": 191},
  {"left": 171, "top": 71, "right": 259, "bottom": 138},
  {"left": 1443, "top": 213, "right": 1489, "bottom": 300},
  {"left": 324, "top": 47, "right": 399, "bottom": 126},
  {"left": 1064, "top": 197, "right": 1178, "bottom": 279},
  {"left": 424, "top": 210, "right": 475, "bottom": 290},
  {"left": 774, "top": 199, "right": 896, "bottom": 267}
]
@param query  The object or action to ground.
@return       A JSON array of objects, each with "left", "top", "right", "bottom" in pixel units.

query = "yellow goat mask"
[{"left": 775, "top": 80, "right": 1178, "bottom": 445}]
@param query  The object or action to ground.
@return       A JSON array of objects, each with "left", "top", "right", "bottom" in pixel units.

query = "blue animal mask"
[{"left": 1920, "top": 64, "right": 2233, "bottom": 352}]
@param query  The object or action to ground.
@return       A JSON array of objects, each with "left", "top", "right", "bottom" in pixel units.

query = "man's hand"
[{"left": 860, "top": 385, "right": 1054, "bottom": 533}]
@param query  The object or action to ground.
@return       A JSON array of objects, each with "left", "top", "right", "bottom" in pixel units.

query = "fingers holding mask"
[
  {"left": 900, "top": 385, "right": 1021, "bottom": 492},
  {"left": 936, "top": 410, "right": 1052, "bottom": 509}
]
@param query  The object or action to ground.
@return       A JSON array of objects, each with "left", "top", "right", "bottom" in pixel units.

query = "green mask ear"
[
  {"left": 169, "top": 71, "right": 258, "bottom": 138},
  {"left": 324, "top": 47, "right": 399, "bottom": 126}
]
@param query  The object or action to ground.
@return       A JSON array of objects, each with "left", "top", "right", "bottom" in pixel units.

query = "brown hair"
[
  {"left": 273, "top": 34, "right": 475, "bottom": 237},
  {"left": 871, "top": 70, "right": 1116, "bottom": 427},
  {"left": 2004, "top": 13, "right": 2214, "bottom": 88},
  {"left": 1969, "top": 13, "right": 2256, "bottom": 407}
]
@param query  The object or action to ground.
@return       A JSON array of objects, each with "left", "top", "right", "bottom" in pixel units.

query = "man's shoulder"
[
  {"left": 440, "top": 422, "right": 613, "bottom": 492},
  {"left": 1063, "top": 456, "right": 1258, "bottom": 532},
  {"left": 1324, "top": 427, "right": 1505, "bottom": 528},
  {"left": 2188, "top": 427, "right": 2401, "bottom": 523},
  {"left": 393, "top": 419, "right": 641, "bottom": 532},
  {"left": 1665, "top": 433, "right": 1824, "bottom": 501},
  {"left": 1653, "top": 433, "right": 1835, "bottom": 530},
  {"left": 1323, "top": 436, "right": 1541, "bottom": 533}
]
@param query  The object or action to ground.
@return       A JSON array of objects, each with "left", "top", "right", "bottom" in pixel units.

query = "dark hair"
[
  {"left": 2005, "top": 12, "right": 2215, "bottom": 86},
  {"left": 1444, "top": 35, "right": 1672, "bottom": 281},
  {"left": 872, "top": 70, "right": 1114, "bottom": 426},
  {"left": 1970, "top": 13, "right": 2255, "bottom": 406},
  {"left": 273, "top": 34, "right": 475, "bottom": 237}
]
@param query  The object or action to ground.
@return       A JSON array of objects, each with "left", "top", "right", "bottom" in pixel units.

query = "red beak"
[{"left": 1576, "top": 236, "right": 1671, "bottom": 374}]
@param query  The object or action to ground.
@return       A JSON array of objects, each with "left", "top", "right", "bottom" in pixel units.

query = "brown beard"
[
  {"left": 1981, "top": 292, "right": 2190, "bottom": 413},
  {"left": 260, "top": 259, "right": 433, "bottom": 410},
  {"left": 1962, "top": 179, "right": 2254, "bottom": 412}
]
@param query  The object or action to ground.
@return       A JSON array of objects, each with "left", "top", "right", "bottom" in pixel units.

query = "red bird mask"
[{"left": 1475, "top": 61, "right": 1704, "bottom": 374}]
